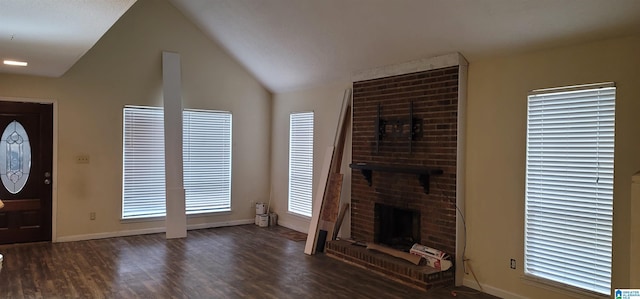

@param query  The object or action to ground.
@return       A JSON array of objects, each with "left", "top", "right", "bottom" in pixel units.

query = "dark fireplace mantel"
[{"left": 349, "top": 163, "right": 443, "bottom": 194}]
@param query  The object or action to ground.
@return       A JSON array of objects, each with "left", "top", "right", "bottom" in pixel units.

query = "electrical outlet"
[
  {"left": 510, "top": 258, "right": 516, "bottom": 269},
  {"left": 76, "top": 155, "right": 90, "bottom": 164},
  {"left": 90, "top": 212, "right": 96, "bottom": 220},
  {"left": 250, "top": 201, "right": 255, "bottom": 210}
]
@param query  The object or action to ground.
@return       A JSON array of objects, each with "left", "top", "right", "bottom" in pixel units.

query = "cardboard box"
[{"left": 410, "top": 244, "right": 452, "bottom": 271}]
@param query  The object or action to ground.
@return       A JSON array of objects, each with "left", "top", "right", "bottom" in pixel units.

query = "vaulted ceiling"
[
  {"left": 3, "top": 0, "right": 640, "bottom": 92},
  {"left": 0, "top": 0, "right": 136, "bottom": 77}
]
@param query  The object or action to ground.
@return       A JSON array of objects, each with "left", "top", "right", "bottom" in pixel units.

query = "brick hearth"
[{"left": 325, "top": 240, "right": 454, "bottom": 290}]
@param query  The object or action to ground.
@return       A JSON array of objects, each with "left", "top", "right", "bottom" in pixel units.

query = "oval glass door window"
[{"left": 0, "top": 121, "right": 31, "bottom": 194}]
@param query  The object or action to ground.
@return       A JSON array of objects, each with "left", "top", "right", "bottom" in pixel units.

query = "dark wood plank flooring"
[{"left": 0, "top": 225, "right": 498, "bottom": 298}]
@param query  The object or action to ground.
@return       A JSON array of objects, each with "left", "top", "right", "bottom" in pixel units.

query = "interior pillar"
[{"left": 162, "top": 51, "right": 187, "bottom": 239}]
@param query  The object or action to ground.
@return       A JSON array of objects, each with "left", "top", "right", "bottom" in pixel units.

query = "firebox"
[{"left": 374, "top": 203, "right": 420, "bottom": 252}]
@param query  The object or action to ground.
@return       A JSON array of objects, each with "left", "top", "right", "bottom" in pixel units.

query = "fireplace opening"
[{"left": 374, "top": 203, "right": 420, "bottom": 252}]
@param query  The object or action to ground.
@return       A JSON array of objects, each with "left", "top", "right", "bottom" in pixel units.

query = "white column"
[
  {"left": 162, "top": 51, "right": 187, "bottom": 239},
  {"left": 455, "top": 55, "right": 469, "bottom": 286},
  {"left": 631, "top": 172, "right": 640, "bottom": 285}
]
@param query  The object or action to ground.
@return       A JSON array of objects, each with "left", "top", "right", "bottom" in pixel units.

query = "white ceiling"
[
  {"left": 3, "top": 0, "right": 640, "bottom": 93},
  {"left": 170, "top": 0, "right": 640, "bottom": 92},
  {"left": 0, "top": 0, "right": 135, "bottom": 77}
]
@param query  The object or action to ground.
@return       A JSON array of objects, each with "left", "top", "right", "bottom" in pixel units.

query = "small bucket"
[
  {"left": 256, "top": 203, "right": 267, "bottom": 215},
  {"left": 257, "top": 214, "right": 269, "bottom": 227},
  {"left": 269, "top": 212, "right": 278, "bottom": 227}
]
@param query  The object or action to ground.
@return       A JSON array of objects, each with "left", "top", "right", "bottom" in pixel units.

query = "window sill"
[
  {"left": 521, "top": 274, "right": 608, "bottom": 299},
  {"left": 120, "top": 216, "right": 165, "bottom": 224},
  {"left": 120, "top": 210, "right": 232, "bottom": 224},
  {"left": 187, "top": 211, "right": 232, "bottom": 218},
  {"left": 287, "top": 211, "right": 311, "bottom": 221}
]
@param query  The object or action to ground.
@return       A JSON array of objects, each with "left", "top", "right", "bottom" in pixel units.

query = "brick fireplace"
[
  {"left": 351, "top": 64, "right": 458, "bottom": 253},
  {"left": 326, "top": 54, "right": 467, "bottom": 289}
]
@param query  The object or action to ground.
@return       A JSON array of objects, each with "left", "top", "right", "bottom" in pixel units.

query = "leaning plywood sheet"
[
  {"left": 307, "top": 88, "right": 352, "bottom": 254},
  {"left": 315, "top": 90, "right": 352, "bottom": 249},
  {"left": 318, "top": 173, "right": 344, "bottom": 245},
  {"left": 330, "top": 90, "right": 352, "bottom": 172},
  {"left": 320, "top": 173, "right": 344, "bottom": 223},
  {"left": 304, "top": 146, "right": 334, "bottom": 255},
  {"left": 332, "top": 203, "right": 350, "bottom": 240}
]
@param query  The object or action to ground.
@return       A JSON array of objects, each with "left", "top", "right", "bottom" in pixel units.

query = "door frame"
[{"left": 0, "top": 96, "right": 58, "bottom": 242}]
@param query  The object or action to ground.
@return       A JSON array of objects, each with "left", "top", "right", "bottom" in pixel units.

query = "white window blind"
[
  {"left": 525, "top": 83, "right": 615, "bottom": 295},
  {"left": 122, "top": 106, "right": 232, "bottom": 219},
  {"left": 183, "top": 110, "right": 232, "bottom": 214},
  {"left": 288, "top": 112, "right": 314, "bottom": 217},
  {"left": 123, "top": 107, "right": 166, "bottom": 219}
]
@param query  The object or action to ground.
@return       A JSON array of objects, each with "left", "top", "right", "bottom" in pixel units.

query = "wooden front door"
[{"left": 0, "top": 101, "right": 53, "bottom": 244}]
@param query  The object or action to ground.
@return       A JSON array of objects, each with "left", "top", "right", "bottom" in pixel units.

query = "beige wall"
[
  {"left": 0, "top": 0, "right": 271, "bottom": 239},
  {"left": 271, "top": 81, "right": 352, "bottom": 236},
  {"left": 465, "top": 35, "right": 640, "bottom": 297},
  {"left": 0, "top": 0, "right": 637, "bottom": 296},
  {"left": 272, "top": 35, "right": 640, "bottom": 298}
]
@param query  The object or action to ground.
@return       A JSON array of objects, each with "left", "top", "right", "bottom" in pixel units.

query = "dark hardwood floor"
[{"left": 0, "top": 225, "right": 498, "bottom": 298}]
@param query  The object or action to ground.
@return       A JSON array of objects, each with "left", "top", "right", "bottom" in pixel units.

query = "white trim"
[
  {"left": 56, "top": 227, "right": 165, "bottom": 243},
  {"left": 55, "top": 219, "right": 253, "bottom": 243},
  {"left": 0, "top": 96, "right": 58, "bottom": 242},
  {"left": 162, "top": 51, "right": 187, "bottom": 239},
  {"left": 633, "top": 171, "right": 640, "bottom": 285},
  {"left": 521, "top": 275, "right": 608, "bottom": 299},
  {"left": 120, "top": 211, "right": 234, "bottom": 223},
  {"left": 288, "top": 111, "right": 315, "bottom": 217},
  {"left": 529, "top": 81, "right": 615, "bottom": 95},
  {"left": 286, "top": 210, "right": 311, "bottom": 220},
  {"left": 304, "top": 146, "right": 334, "bottom": 254},
  {"left": 524, "top": 86, "right": 614, "bottom": 295},
  {"left": 52, "top": 100, "right": 58, "bottom": 242},
  {"left": 463, "top": 278, "right": 529, "bottom": 299},
  {"left": 352, "top": 52, "right": 468, "bottom": 82},
  {"left": 277, "top": 217, "right": 310, "bottom": 234},
  {"left": 120, "top": 216, "right": 165, "bottom": 224},
  {"left": 186, "top": 219, "right": 253, "bottom": 231},
  {"left": 455, "top": 63, "right": 468, "bottom": 286}
]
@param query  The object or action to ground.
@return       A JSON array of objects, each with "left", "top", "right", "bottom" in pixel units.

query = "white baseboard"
[
  {"left": 55, "top": 219, "right": 254, "bottom": 243},
  {"left": 187, "top": 219, "right": 254, "bottom": 230},
  {"left": 464, "top": 278, "right": 529, "bottom": 299},
  {"left": 276, "top": 218, "right": 308, "bottom": 234}
]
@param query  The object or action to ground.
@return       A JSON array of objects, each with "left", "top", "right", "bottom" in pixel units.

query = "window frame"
[
  {"left": 524, "top": 82, "right": 615, "bottom": 296},
  {"left": 122, "top": 106, "right": 166, "bottom": 219},
  {"left": 288, "top": 111, "right": 314, "bottom": 217},
  {"left": 122, "top": 106, "right": 232, "bottom": 220},
  {"left": 183, "top": 109, "right": 233, "bottom": 215}
]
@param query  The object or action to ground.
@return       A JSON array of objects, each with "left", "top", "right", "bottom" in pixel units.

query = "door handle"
[{"left": 44, "top": 172, "right": 51, "bottom": 184}]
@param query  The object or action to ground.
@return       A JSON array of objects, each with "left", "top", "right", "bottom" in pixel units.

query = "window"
[
  {"left": 183, "top": 110, "right": 232, "bottom": 214},
  {"left": 122, "top": 106, "right": 232, "bottom": 219},
  {"left": 525, "top": 83, "right": 615, "bottom": 295},
  {"left": 288, "top": 112, "right": 314, "bottom": 217},
  {"left": 1, "top": 121, "right": 31, "bottom": 194},
  {"left": 123, "top": 107, "right": 166, "bottom": 219}
]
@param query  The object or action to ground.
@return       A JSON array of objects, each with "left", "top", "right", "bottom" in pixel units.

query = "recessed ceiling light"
[{"left": 3, "top": 60, "right": 28, "bottom": 67}]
